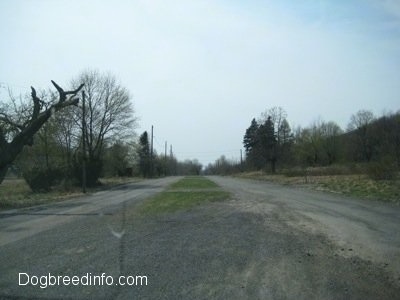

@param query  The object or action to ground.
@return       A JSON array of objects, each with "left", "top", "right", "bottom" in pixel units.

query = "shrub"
[
  {"left": 22, "top": 167, "right": 64, "bottom": 192},
  {"left": 366, "top": 157, "right": 398, "bottom": 181}
]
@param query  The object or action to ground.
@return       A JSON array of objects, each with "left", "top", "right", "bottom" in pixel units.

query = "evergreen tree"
[
  {"left": 138, "top": 131, "right": 150, "bottom": 177},
  {"left": 278, "top": 119, "right": 292, "bottom": 145},
  {"left": 243, "top": 118, "right": 261, "bottom": 169},
  {"left": 258, "top": 116, "right": 277, "bottom": 172}
]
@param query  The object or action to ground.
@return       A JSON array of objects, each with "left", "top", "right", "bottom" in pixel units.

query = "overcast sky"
[{"left": 1, "top": 0, "right": 399, "bottom": 166}]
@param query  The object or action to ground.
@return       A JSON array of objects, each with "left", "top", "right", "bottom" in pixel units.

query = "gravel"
[{"left": 0, "top": 176, "right": 399, "bottom": 299}]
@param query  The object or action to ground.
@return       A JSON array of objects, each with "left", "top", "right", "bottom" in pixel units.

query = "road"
[{"left": 0, "top": 176, "right": 399, "bottom": 299}]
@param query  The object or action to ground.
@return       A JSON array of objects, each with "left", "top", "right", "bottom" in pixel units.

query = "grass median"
[{"left": 139, "top": 176, "right": 230, "bottom": 214}]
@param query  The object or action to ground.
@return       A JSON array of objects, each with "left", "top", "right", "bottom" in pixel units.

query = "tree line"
[
  {"left": 2, "top": 72, "right": 398, "bottom": 191},
  {"left": 137, "top": 131, "right": 202, "bottom": 178},
  {"left": 0, "top": 69, "right": 201, "bottom": 192},
  {"left": 205, "top": 107, "right": 400, "bottom": 180}
]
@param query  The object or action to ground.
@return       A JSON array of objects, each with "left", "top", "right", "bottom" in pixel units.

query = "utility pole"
[
  {"left": 150, "top": 125, "right": 153, "bottom": 177},
  {"left": 164, "top": 141, "right": 167, "bottom": 176},
  {"left": 81, "top": 91, "right": 87, "bottom": 193},
  {"left": 169, "top": 144, "right": 174, "bottom": 175},
  {"left": 240, "top": 149, "right": 243, "bottom": 172}
]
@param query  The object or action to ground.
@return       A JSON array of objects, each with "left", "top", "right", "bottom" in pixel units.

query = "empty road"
[{"left": 0, "top": 176, "right": 399, "bottom": 299}]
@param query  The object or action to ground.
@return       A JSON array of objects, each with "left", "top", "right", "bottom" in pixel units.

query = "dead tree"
[{"left": 0, "top": 81, "right": 84, "bottom": 184}]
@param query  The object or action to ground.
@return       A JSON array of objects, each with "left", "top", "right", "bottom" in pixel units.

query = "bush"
[
  {"left": 22, "top": 167, "right": 64, "bottom": 192},
  {"left": 366, "top": 157, "right": 398, "bottom": 181}
]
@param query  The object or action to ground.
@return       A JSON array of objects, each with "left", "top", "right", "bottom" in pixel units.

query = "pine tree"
[
  {"left": 138, "top": 131, "right": 150, "bottom": 177},
  {"left": 243, "top": 118, "right": 262, "bottom": 169},
  {"left": 243, "top": 118, "right": 259, "bottom": 154},
  {"left": 258, "top": 116, "right": 277, "bottom": 172}
]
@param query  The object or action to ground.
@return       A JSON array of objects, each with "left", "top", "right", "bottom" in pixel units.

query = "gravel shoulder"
[{"left": 0, "top": 176, "right": 399, "bottom": 299}]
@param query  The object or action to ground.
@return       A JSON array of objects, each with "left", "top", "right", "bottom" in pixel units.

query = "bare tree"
[
  {"left": 53, "top": 106, "right": 78, "bottom": 170},
  {"left": 0, "top": 81, "right": 84, "bottom": 184},
  {"left": 347, "top": 110, "right": 375, "bottom": 162},
  {"left": 261, "top": 106, "right": 287, "bottom": 145},
  {"left": 320, "top": 121, "right": 343, "bottom": 165},
  {"left": 347, "top": 110, "right": 375, "bottom": 132},
  {"left": 73, "top": 70, "right": 136, "bottom": 160},
  {"left": 70, "top": 70, "right": 137, "bottom": 185}
]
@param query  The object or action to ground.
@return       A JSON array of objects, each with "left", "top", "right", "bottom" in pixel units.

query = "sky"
[{"left": 1, "top": 0, "right": 399, "bottom": 166}]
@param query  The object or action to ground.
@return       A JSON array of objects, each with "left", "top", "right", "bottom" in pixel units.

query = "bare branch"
[
  {"left": 30, "top": 87, "right": 42, "bottom": 120},
  {"left": 0, "top": 113, "right": 24, "bottom": 130},
  {"left": 51, "top": 80, "right": 64, "bottom": 97},
  {"left": 51, "top": 80, "right": 84, "bottom": 103},
  {"left": 65, "top": 83, "right": 84, "bottom": 96}
]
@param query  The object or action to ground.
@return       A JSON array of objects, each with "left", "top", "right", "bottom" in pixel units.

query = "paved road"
[
  {"left": 0, "top": 176, "right": 399, "bottom": 299},
  {"left": 0, "top": 177, "right": 180, "bottom": 247}
]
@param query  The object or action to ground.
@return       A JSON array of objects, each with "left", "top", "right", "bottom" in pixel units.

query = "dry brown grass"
[
  {"left": 236, "top": 171, "right": 400, "bottom": 204},
  {"left": 0, "top": 177, "right": 141, "bottom": 210}
]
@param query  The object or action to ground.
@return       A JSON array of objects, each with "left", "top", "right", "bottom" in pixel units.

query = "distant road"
[{"left": 0, "top": 176, "right": 399, "bottom": 299}]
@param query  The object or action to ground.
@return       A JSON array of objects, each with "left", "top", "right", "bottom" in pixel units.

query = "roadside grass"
[
  {"left": 139, "top": 176, "right": 230, "bottom": 215},
  {"left": 317, "top": 175, "right": 400, "bottom": 203},
  {"left": 0, "top": 177, "right": 141, "bottom": 210},
  {"left": 235, "top": 171, "right": 306, "bottom": 185},
  {"left": 236, "top": 171, "right": 400, "bottom": 204}
]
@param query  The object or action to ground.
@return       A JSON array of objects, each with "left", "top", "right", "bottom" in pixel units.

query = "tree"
[
  {"left": 293, "top": 126, "right": 314, "bottom": 166},
  {"left": 347, "top": 110, "right": 375, "bottom": 162},
  {"left": 72, "top": 70, "right": 136, "bottom": 185},
  {"left": 258, "top": 116, "right": 277, "bottom": 172},
  {"left": 278, "top": 118, "right": 293, "bottom": 165},
  {"left": 244, "top": 110, "right": 289, "bottom": 172},
  {"left": 138, "top": 131, "right": 150, "bottom": 177},
  {"left": 320, "top": 121, "right": 343, "bottom": 165},
  {"left": 103, "top": 140, "right": 135, "bottom": 177},
  {"left": 176, "top": 159, "right": 203, "bottom": 175},
  {"left": 243, "top": 118, "right": 260, "bottom": 169},
  {"left": 243, "top": 118, "right": 258, "bottom": 154},
  {"left": 376, "top": 112, "right": 400, "bottom": 168},
  {"left": 309, "top": 120, "right": 324, "bottom": 165},
  {"left": 206, "top": 155, "right": 241, "bottom": 175},
  {"left": 0, "top": 81, "right": 84, "bottom": 184},
  {"left": 260, "top": 107, "right": 290, "bottom": 170},
  {"left": 278, "top": 119, "right": 292, "bottom": 144},
  {"left": 52, "top": 104, "right": 77, "bottom": 172},
  {"left": 262, "top": 106, "right": 287, "bottom": 146}
]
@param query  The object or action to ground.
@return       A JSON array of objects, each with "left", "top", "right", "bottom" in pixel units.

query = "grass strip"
[
  {"left": 168, "top": 176, "right": 219, "bottom": 189},
  {"left": 140, "top": 176, "right": 230, "bottom": 214}
]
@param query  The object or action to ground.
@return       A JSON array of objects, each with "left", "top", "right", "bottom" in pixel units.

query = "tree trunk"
[
  {"left": 271, "top": 158, "right": 276, "bottom": 174},
  {"left": 0, "top": 81, "right": 84, "bottom": 185}
]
